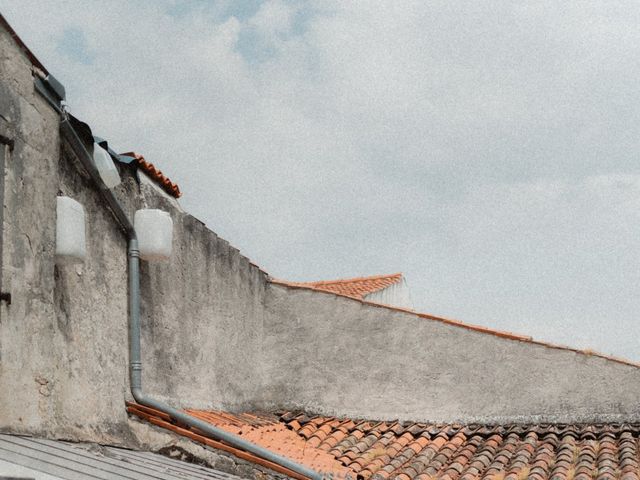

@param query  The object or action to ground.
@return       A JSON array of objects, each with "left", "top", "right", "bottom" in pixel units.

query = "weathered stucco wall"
[
  {"left": 134, "top": 176, "right": 268, "bottom": 411},
  {"left": 0, "top": 25, "right": 86, "bottom": 439},
  {"left": 0, "top": 23, "right": 270, "bottom": 443},
  {"left": 261, "top": 285, "right": 640, "bottom": 423},
  {"left": 3, "top": 18, "right": 640, "bottom": 451}
]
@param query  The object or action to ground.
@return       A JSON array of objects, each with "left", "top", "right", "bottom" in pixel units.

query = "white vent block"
[
  {"left": 93, "top": 143, "right": 121, "bottom": 188},
  {"left": 134, "top": 209, "right": 173, "bottom": 261},
  {"left": 56, "top": 196, "right": 86, "bottom": 264}
]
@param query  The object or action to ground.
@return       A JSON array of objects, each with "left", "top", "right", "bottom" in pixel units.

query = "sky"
[{"left": 2, "top": 1, "right": 640, "bottom": 359}]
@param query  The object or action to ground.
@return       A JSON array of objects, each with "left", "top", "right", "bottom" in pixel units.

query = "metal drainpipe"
[{"left": 60, "top": 116, "right": 324, "bottom": 480}]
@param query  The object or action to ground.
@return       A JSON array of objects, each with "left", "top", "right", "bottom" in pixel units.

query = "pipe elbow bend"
[{"left": 130, "top": 387, "right": 145, "bottom": 404}]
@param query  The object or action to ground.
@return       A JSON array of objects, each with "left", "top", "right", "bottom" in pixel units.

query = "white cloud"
[
  {"left": 249, "top": 0, "right": 295, "bottom": 36},
  {"left": 2, "top": 0, "right": 640, "bottom": 359}
]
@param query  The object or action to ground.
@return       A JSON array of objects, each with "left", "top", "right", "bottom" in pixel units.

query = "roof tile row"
[
  {"left": 282, "top": 412, "right": 640, "bottom": 480},
  {"left": 127, "top": 403, "right": 352, "bottom": 480},
  {"left": 128, "top": 403, "right": 640, "bottom": 480},
  {"left": 122, "top": 151, "right": 182, "bottom": 198},
  {"left": 281, "top": 273, "right": 403, "bottom": 300}
]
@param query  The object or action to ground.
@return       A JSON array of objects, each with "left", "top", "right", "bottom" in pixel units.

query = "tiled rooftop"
[
  {"left": 281, "top": 273, "right": 403, "bottom": 300},
  {"left": 122, "top": 151, "right": 182, "bottom": 198},
  {"left": 127, "top": 403, "right": 352, "bottom": 480},
  {"left": 128, "top": 403, "right": 640, "bottom": 480}
]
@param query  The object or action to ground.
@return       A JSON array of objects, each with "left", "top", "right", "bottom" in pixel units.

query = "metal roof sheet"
[{"left": 0, "top": 433, "right": 248, "bottom": 480}]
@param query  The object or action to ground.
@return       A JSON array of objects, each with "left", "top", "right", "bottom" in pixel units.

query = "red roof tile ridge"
[
  {"left": 293, "top": 273, "right": 403, "bottom": 287},
  {"left": 275, "top": 273, "right": 404, "bottom": 300},
  {"left": 122, "top": 151, "right": 182, "bottom": 198},
  {"left": 270, "top": 279, "right": 640, "bottom": 369}
]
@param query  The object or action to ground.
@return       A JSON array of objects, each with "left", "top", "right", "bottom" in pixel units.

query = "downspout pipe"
[{"left": 60, "top": 115, "right": 324, "bottom": 480}]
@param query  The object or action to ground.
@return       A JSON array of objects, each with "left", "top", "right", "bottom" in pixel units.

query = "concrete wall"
[
  {"left": 0, "top": 26, "right": 77, "bottom": 438},
  {"left": 135, "top": 175, "right": 268, "bottom": 411},
  {"left": 2, "top": 19, "right": 640, "bottom": 451},
  {"left": 262, "top": 284, "right": 640, "bottom": 423}
]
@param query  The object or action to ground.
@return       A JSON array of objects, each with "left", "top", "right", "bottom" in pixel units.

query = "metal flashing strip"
[
  {"left": 34, "top": 78, "right": 62, "bottom": 114},
  {"left": 34, "top": 74, "right": 65, "bottom": 114},
  {"left": 93, "top": 136, "right": 129, "bottom": 164}
]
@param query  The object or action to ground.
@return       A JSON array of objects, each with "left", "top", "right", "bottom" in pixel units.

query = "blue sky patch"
[{"left": 56, "top": 27, "right": 94, "bottom": 65}]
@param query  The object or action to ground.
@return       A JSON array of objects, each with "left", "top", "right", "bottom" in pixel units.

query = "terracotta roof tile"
[
  {"left": 281, "top": 273, "right": 403, "bottom": 300},
  {"left": 127, "top": 403, "right": 353, "bottom": 479},
  {"left": 127, "top": 403, "right": 640, "bottom": 480},
  {"left": 122, "top": 151, "right": 182, "bottom": 198}
]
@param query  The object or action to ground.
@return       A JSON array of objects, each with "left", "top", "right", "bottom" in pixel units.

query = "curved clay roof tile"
[{"left": 121, "top": 151, "right": 182, "bottom": 198}]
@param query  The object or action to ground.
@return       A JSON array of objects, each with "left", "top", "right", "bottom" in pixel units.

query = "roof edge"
[
  {"left": 121, "top": 151, "right": 182, "bottom": 198},
  {"left": 0, "top": 13, "right": 48, "bottom": 75},
  {"left": 270, "top": 279, "right": 640, "bottom": 369},
  {"left": 127, "top": 402, "right": 313, "bottom": 480}
]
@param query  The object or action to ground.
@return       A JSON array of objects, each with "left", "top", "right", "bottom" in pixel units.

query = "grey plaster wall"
[
  {"left": 0, "top": 26, "right": 80, "bottom": 438},
  {"left": 134, "top": 175, "right": 268, "bottom": 411},
  {"left": 264, "top": 284, "right": 640, "bottom": 423},
  {"left": 261, "top": 284, "right": 640, "bottom": 424}
]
